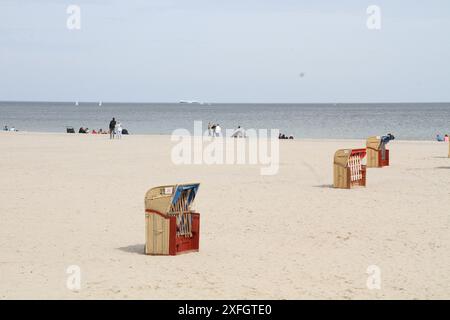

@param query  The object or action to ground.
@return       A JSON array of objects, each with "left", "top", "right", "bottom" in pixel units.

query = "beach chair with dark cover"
[
  {"left": 366, "top": 135, "right": 392, "bottom": 168},
  {"left": 144, "top": 183, "right": 200, "bottom": 255}
]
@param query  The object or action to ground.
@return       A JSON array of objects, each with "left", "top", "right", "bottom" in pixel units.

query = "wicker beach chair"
[
  {"left": 333, "top": 149, "right": 367, "bottom": 189},
  {"left": 144, "top": 183, "right": 200, "bottom": 255},
  {"left": 366, "top": 136, "right": 390, "bottom": 168}
]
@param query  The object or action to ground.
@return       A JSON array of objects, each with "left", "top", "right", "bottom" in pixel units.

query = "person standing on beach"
[
  {"left": 215, "top": 124, "right": 221, "bottom": 137},
  {"left": 116, "top": 122, "right": 123, "bottom": 140},
  {"left": 208, "top": 122, "right": 212, "bottom": 136},
  {"left": 109, "top": 117, "right": 116, "bottom": 139}
]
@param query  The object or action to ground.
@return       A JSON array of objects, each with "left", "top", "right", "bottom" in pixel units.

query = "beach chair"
[
  {"left": 144, "top": 183, "right": 200, "bottom": 255},
  {"left": 333, "top": 149, "right": 367, "bottom": 189},
  {"left": 366, "top": 136, "right": 390, "bottom": 168}
]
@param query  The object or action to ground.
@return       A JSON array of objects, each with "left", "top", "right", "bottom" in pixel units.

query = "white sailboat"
[{"left": 98, "top": 101, "right": 102, "bottom": 107}]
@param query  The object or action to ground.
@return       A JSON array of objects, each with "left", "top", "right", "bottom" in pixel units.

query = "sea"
[{"left": 0, "top": 102, "right": 449, "bottom": 140}]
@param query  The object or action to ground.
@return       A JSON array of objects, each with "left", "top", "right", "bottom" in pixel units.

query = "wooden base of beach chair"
[
  {"left": 367, "top": 148, "right": 389, "bottom": 168},
  {"left": 366, "top": 136, "right": 390, "bottom": 168},
  {"left": 333, "top": 165, "right": 367, "bottom": 189},
  {"left": 145, "top": 211, "right": 200, "bottom": 256}
]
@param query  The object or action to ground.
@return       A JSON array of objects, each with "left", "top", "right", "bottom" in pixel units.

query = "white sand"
[{"left": 0, "top": 132, "right": 449, "bottom": 299}]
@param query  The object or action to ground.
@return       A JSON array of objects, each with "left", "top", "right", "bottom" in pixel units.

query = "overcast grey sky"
[{"left": 1, "top": 0, "right": 449, "bottom": 103}]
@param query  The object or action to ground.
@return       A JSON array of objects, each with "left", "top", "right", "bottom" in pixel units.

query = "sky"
[{"left": 0, "top": 0, "right": 449, "bottom": 103}]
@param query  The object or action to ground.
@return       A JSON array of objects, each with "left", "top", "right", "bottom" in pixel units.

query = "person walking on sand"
[
  {"left": 109, "top": 117, "right": 116, "bottom": 139},
  {"left": 115, "top": 121, "right": 123, "bottom": 140}
]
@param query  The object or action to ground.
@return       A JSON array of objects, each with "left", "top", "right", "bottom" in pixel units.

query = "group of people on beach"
[
  {"left": 78, "top": 127, "right": 108, "bottom": 134},
  {"left": 3, "top": 125, "right": 18, "bottom": 132},
  {"left": 436, "top": 133, "right": 449, "bottom": 142},
  {"left": 207, "top": 122, "right": 222, "bottom": 137},
  {"left": 206, "top": 122, "right": 297, "bottom": 139},
  {"left": 109, "top": 117, "right": 125, "bottom": 139},
  {"left": 71, "top": 118, "right": 127, "bottom": 138},
  {"left": 278, "top": 133, "right": 294, "bottom": 139},
  {"left": 207, "top": 122, "right": 249, "bottom": 138}
]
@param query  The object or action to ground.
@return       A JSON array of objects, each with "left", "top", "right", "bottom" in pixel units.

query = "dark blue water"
[{"left": 0, "top": 102, "right": 449, "bottom": 140}]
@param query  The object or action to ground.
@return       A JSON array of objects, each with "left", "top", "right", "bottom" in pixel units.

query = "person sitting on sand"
[
  {"left": 231, "top": 126, "right": 245, "bottom": 138},
  {"left": 436, "top": 134, "right": 444, "bottom": 142},
  {"left": 92, "top": 129, "right": 97, "bottom": 134},
  {"left": 278, "top": 133, "right": 293, "bottom": 139},
  {"left": 445, "top": 134, "right": 449, "bottom": 142},
  {"left": 4, "top": 125, "right": 8, "bottom": 131},
  {"left": 78, "top": 127, "right": 85, "bottom": 134},
  {"left": 109, "top": 117, "right": 116, "bottom": 139}
]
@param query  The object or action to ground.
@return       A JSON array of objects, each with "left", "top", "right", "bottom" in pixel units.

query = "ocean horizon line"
[{"left": 1, "top": 100, "right": 450, "bottom": 105}]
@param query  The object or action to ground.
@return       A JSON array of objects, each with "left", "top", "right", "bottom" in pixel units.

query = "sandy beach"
[{"left": 0, "top": 131, "right": 449, "bottom": 299}]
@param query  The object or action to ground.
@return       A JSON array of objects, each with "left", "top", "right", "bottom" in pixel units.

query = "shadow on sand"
[
  {"left": 117, "top": 244, "right": 145, "bottom": 255},
  {"left": 435, "top": 166, "right": 450, "bottom": 170},
  {"left": 313, "top": 184, "right": 334, "bottom": 188}
]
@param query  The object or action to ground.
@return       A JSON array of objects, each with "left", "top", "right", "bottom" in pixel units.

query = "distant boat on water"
[
  {"left": 99, "top": 101, "right": 102, "bottom": 107},
  {"left": 179, "top": 100, "right": 201, "bottom": 104},
  {"left": 75, "top": 101, "right": 79, "bottom": 106}
]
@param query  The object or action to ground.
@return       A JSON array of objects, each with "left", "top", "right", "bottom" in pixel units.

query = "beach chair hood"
[
  {"left": 334, "top": 149, "right": 367, "bottom": 168},
  {"left": 366, "top": 136, "right": 381, "bottom": 150},
  {"left": 334, "top": 149, "right": 352, "bottom": 168},
  {"left": 145, "top": 183, "right": 200, "bottom": 214}
]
